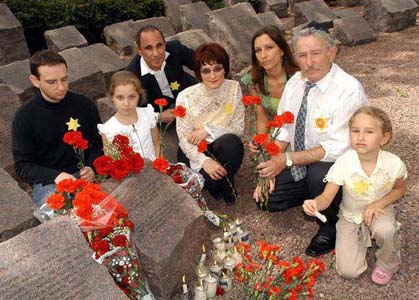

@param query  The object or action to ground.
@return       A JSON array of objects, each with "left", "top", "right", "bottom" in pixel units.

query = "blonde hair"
[
  {"left": 349, "top": 106, "right": 393, "bottom": 146},
  {"left": 109, "top": 71, "right": 146, "bottom": 104}
]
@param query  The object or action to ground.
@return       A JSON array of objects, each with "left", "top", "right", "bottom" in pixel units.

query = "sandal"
[{"left": 371, "top": 266, "right": 393, "bottom": 285}]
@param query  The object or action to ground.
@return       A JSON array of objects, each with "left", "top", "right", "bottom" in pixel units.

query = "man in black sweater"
[
  {"left": 12, "top": 50, "right": 103, "bottom": 205},
  {"left": 126, "top": 25, "right": 198, "bottom": 123}
]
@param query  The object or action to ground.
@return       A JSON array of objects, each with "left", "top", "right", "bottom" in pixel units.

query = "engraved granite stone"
[
  {"left": 294, "top": 0, "right": 337, "bottom": 29},
  {"left": 0, "top": 59, "right": 36, "bottom": 102},
  {"left": 80, "top": 43, "right": 126, "bottom": 88},
  {"left": 102, "top": 163, "right": 210, "bottom": 298},
  {"left": 59, "top": 47, "right": 107, "bottom": 101},
  {"left": 0, "top": 216, "right": 130, "bottom": 299},
  {"left": 261, "top": 0, "right": 288, "bottom": 18},
  {"left": 0, "top": 168, "right": 39, "bottom": 242},
  {"left": 334, "top": 16, "right": 377, "bottom": 47},
  {"left": 103, "top": 20, "right": 135, "bottom": 56},
  {"left": 257, "top": 12, "right": 286, "bottom": 36},
  {"left": 167, "top": 29, "right": 212, "bottom": 50},
  {"left": 180, "top": 2, "right": 211, "bottom": 31},
  {"left": 205, "top": 3, "right": 265, "bottom": 72},
  {"left": 0, "top": 3, "right": 30, "bottom": 66},
  {"left": 97, "top": 97, "right": 116, "bottom": 123},
  {"left": 0, "top": 84, "right": 19, "bottom": 168},
  {"left": 364, "top": 0, "right": 418, "bottom": 33},
  {"left": 44, "top": 25, "right": 88, "bottom": 51},
  {"left": 164, "top": 0, "right": 192, "bottom": 32}
]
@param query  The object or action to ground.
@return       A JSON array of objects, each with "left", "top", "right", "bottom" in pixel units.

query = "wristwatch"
[{"left": 285, "top": 152, "right": 293, "bottom": 168}]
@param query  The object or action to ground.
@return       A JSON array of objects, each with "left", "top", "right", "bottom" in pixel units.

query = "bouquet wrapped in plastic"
[{"left": 46, "top": 178, "right": 154, "bottom": 300}]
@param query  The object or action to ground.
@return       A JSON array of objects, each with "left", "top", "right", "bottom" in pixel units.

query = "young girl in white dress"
[
  {"left": 303, "top": 106, "right": 407, "bottom": 285},
  {"left": 97, "top": 71, "right": 160, "bottom": 160}
]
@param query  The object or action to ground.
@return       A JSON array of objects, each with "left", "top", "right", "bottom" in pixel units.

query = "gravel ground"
[{"left": 205, "top": 25, "right": 418, "bottom": 300}]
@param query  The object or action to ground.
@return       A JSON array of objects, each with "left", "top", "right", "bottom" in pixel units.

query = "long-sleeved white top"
[{"left": 176, "top": 79, "right": 244, "bottom": 171}]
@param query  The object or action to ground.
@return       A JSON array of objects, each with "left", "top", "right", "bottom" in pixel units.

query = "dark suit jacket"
[{"left": 126, "top": 40, "right": 198, "bottom": 112}]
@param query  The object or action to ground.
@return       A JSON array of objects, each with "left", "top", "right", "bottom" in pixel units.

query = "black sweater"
[{"left": 12, "top": 91, "right": 103, "bottom": 185}]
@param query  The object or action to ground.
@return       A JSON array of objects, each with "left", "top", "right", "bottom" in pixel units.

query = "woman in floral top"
[
  {"left": 241, "top": 25, "right": 299, "bottom": 134},
  {"left": 176, "top": 43, "right": 245, "bottom": 205}
]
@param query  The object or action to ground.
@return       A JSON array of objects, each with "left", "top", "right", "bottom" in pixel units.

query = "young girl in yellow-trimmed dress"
[{"left": 303, "top": 106, "right": 407, "bottom": 285}]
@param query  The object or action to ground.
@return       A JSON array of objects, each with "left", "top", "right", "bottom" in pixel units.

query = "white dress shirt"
[
  {"left": 326, "top": 149, "right": 407, "bottom": 224},
  {"left": 276, "top": 63, "right": 368, "bottom": 162},
  {"left": 140, "top": 52, "right": 174, "bottom": 99}
]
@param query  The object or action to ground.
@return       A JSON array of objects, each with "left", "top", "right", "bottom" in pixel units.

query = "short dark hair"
[
  {"left": 30, "top": 50, "right": 67, "bottom": 79},
  {"left": 136, "top": 25, "right": 165, "bottom": 48},
  {"left": 251, "top": 25, "right": 299, "bottom": 95},
  {"left": 193, "top": 43, "right": 230, "bottom": 81}
]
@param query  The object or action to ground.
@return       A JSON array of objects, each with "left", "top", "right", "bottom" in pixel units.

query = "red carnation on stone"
[
  {"left": 47, "top": 193, "right": 65, "bottom": 210},
  {"left": 112, "top": 234, "right": 128, "bottom": 247},
  {"left": 110, "top": 159, "right": 131, "bottom": 180},
  {"left": 152, "top": 157, "right": 169, "bottom": 174}
]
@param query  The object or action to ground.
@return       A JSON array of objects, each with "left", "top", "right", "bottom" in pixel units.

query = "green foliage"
[{"left": 5, "top": 0, "right": 165, "bottom": 52}]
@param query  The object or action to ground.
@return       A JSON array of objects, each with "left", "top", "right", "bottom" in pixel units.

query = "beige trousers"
[{"left": 335, "top": 207, "right": 401, "bottom": 279}]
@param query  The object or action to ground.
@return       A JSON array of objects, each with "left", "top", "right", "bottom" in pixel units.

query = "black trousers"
[
  {"left": 268, "top": 162, "right": 342, "bottom": 235},
  {"left": 177, "top": 133, "right": 244, "bottom": 195}
]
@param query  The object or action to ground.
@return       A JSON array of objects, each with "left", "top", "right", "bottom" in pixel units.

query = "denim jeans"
[{"left": 32, "top": 171, "right": 80, "bottom": 205}]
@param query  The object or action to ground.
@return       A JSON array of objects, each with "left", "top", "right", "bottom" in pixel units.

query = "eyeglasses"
[{"left": 200, "top": 65, "right": 224, "bottom": 75}]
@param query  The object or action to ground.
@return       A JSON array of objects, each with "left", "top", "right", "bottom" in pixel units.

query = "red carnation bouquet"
[
  {"left": 233, "top": 241, "right": 325, "bottom": 300},
  {"left": 94, "top": 134, "right": 144, "bottom": 181},
  {"left": 250, "top": 107, "right": 295, "bottom": 209},
  {"left": 46, "top": 179, "right": 151, "bottom": 299}
]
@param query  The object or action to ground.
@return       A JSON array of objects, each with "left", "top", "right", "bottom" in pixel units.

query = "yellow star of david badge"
[
  {"left": 169, "top": 81, "right": 180, "bottom": 91},
  {"left": 314, "top": 116, "right": 329, "bottom": 132},
  {"left": 66, "top": 117, "right": 80, "bottom": 131},
  {"left": 223, "top": 102, "right": 234, "bottom": 115},
  {"left": 353, "top": 179, "right": 369, "bottom": 195}
]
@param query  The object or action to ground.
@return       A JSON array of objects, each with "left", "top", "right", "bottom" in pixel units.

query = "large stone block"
[
  {"left": 224, "top": 0, "right": 248, "bottom": 5},
  {"left": 334, "top": 16, "right": 377, "bottom": 47},
  {"left": 79, "top": 43, "right": 126, "bottom": 88},
  {"left": 336, "top": 0, "right": 360, "bottom": 6},
  {"left": 0, "top": 3, "right": 30, "bottom": 66},
  {"left": 103, "top": 20, "right": 135, "bottom": 56},
  {"left": 261, "top": 0, "right": 288, "bottom": 18},
  {"left": 257, "top": 12, "right": 286, "bottom": 36},
  {"left": 0, "top": 84, "right": 20, "bottom": 168},
  {"left": 0, "top": 168, "right": 39, "bottom": 242},
  {"left": 167, "top": 29, "right": 213, "bottom": 50},
  {"left": 334, "top": 8, "right": 360, "bottom": 19},
  {"left": 180, "top": 2, "right": 211, "bottom": 31},
  {"left": 59, "top": 47, "right": 107, "bottom": 101},
  {"left": 44, "top": 25, "right": 88, "bottom": 51},
  {"left": 0, "top": 59, "right": 36, "bottom": 102},
  {"left": 132, "top": 17, "right": 176, "bottom": 41},
  {"left": 97, "top": 97, "right": 116, "bottom": 123},
  {"left": 206, "top": 3, "right": 265, "bottom": 72},
  {"left": 294, "top": 0, "right": 338, "bottom": 29},
  {"left": 164, "top": 0, "right": 192, "bottom": 32},
  {"left": 364, "top": 0, "right": 418, "bottom": 33},
  {"left": 0, "top": 216, "right": 130, "bottom": 299},
  {"left": 102, "top": 163, "right": 210, "bottom": 299}
]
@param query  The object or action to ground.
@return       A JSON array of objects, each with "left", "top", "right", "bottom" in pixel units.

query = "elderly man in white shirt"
[{"left": 255, "top": 27, "right": 368, "bottom": 256}]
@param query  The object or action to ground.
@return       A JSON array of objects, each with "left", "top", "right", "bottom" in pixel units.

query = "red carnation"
[
  {"left": 197, "top": 140, "right": 208, "bottom": 153},
  {"left": 74, "top": 137, "right": 88, "bottom": 150},
  {"left": 154, "top": 98, "right": 168, "bottom": 107},
  {"left": 253, "top": 133, "right": 269, "bottom": 146},
  {"left": 63, "top": 131, "right": 82, "bottom": 145},
  {"left": 56, "top": 178, "right": 76, "bottom": 193},
  {"left": 264, "top": 141, "right": 281, "bottom": 156},
  {"left": 110, "top": 159, "right": 131, "bottom": 180},
  {"left": 47, "top": 193, "right": 65, "bottom": 210},
  {"left": 93, "top": 155, "right": 113, "bottom": 176},
  {"left": 242, "top": 95, "right": 261, "bottom": 106},
  {"left": 173, "top": 105, "right": 186, "bottom": 118},
  {"left": 172, "top": 174, "right": 184, "bottom": 184},
  {"left": 112, "top": 234, "right": 128, "bottom": 247},
  {"left": 91, "top": 239, "right": 110, "bottom": 255},
  {"left": 126, "top": 153, "right": 144, "bottom": 173},
  {"left": 282, "top": 111, "right": 294, "bottom": 124},
  {"left": 123, "top": 220, "right": 135, "bottom": 230},
  {"left": 152, "top": 157, "right": 169, "bottom": 174},
  {"left": 113, "top": 134, "right": 130, "bottom": 148}
]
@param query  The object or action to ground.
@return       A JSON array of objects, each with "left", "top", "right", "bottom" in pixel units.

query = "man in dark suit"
[{"left": 127, "top": 25, "right": 198, "bottom": 123}]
